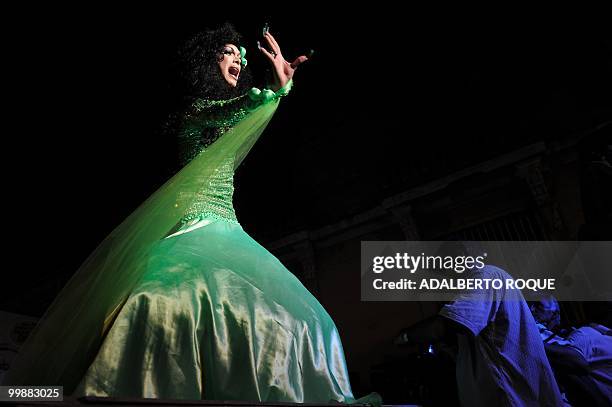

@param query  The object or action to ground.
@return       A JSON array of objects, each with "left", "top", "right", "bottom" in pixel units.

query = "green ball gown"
[{"left": 3, "top": 81, "right": 379, "bottom": 404}]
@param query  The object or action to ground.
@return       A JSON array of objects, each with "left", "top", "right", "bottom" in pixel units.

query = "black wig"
[{"left": 179, "top": 22, "right": 253, "bottom": 102}]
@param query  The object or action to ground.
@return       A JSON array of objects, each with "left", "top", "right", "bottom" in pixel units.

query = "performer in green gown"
[{"left": 3, "top": 23, "right": 380, "bottom": 405}]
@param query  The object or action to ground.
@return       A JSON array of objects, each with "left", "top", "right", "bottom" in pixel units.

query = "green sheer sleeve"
[
  {"left": 178, "top": 80, "right": 293, "bottom": 166},
  {"left": 177, "top": 94, "right": 253, "bottom": 166},
  {"left": 188, "top": 94, "right": 254, "bottom": 130}
]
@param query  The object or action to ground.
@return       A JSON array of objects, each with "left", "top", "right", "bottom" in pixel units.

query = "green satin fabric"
[
  {"left": 73, "top": 216, "right": 356, "bottom": 402},
  {"left": 2, "top": 99, "right": 281, "bottom": 393},
  {"left": 3, "top": 83, "right": 380, "bottom": 405}
]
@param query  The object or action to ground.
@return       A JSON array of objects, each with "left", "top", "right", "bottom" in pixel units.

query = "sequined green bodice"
[
  {"left": 180, "top": 156, "right": 238, "bottom": 224},
  {"left": 176, "top": 94, "right": 253, "bottom": 225},
  {"left": 175, "top": 81, "right": 293, "bottom": 227}
]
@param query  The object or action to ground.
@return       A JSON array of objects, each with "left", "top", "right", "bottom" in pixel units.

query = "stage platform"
[{"left": 1, "top": 396, "right": 421, "bottom": 407}]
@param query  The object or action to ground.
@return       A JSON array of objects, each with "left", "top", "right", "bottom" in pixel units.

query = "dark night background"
[{"left": 2, "top": 6, "right": 611, "bottom": 403}]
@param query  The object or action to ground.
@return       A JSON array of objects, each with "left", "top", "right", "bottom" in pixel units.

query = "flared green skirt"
[{"left": 73, "top": 216, "right": 356, "bottom": 402}]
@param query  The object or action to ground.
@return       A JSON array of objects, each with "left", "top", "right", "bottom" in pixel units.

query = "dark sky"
[{"left": 3, "top": 7, "right": 611, "bottom": 315}]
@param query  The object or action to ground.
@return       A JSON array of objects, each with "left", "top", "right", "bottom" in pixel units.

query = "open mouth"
[{"left": 228, "top": 66, "right": 240, "bottom": 80}]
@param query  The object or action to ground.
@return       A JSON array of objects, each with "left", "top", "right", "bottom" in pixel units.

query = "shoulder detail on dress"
[{"left": 191, "top": 94, "right": 247, "bottom": 112}]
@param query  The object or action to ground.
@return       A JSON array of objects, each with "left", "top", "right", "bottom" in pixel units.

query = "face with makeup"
[{"left": 217, "top": 44, "right": 242, "bottom": 87}]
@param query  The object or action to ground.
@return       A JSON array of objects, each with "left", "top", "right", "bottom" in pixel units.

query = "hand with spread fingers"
[{"left": 257, "top": 26, "right": 310, "bottom": 92}]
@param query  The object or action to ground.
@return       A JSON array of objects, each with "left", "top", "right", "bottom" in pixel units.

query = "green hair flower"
[{"left": 239, "top": 46, "right": 247, "bottom": 68}]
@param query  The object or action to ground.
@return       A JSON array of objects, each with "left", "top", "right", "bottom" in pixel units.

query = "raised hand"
[{"left": 257, "top": 29, "right": 309, "bottom": 92}]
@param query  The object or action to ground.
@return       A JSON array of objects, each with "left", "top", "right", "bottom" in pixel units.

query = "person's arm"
[
  {"left": 176, "top": 95, "right": 257, "bottom": 166},
  {"left": 544, "top": 342, "right": 590, "bottom": 375},
  {"left": 184, "top": 77, "right": 295, "bottom": 133},
  {"left": 184, "top": 94, "right": 255, "bottom": 131}
]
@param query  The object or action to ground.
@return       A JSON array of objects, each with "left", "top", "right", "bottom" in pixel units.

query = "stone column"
[
  {"left": 383, "top": 203, "right": 420, "bottom": 240},
  {"left": 516, "top": 157, "right": 565, "bottom": 238}
]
